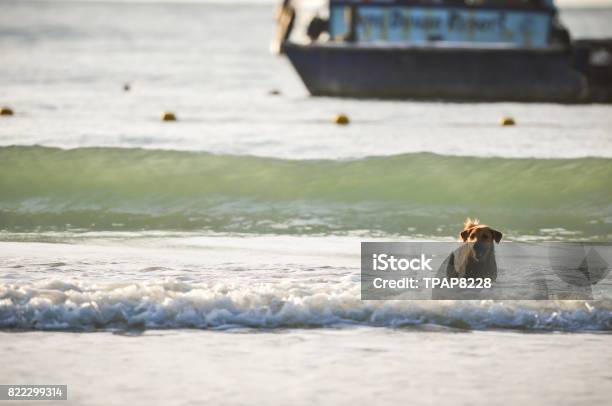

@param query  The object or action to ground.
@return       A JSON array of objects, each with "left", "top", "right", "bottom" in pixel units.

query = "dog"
[
  {"left": 432, "top": 219, "right": 503, "bottom": 299},
  {"left": 445, "top": 218, "right": 503, "bottom": 280}
]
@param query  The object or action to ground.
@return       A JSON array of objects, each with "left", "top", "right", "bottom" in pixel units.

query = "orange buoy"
[
  {"left": 162, "top": 112, "right": 177, "bottom": 122},
  {"left": 334, "top": 114, "right": 349, "bottom": 125},
  {"left": 0, "top": 107, "right": 14, "bottom": 116}
]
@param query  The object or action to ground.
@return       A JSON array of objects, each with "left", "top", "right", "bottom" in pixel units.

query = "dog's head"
[{"left": 460, "top": 218, "right": 502, "bottom": 261}]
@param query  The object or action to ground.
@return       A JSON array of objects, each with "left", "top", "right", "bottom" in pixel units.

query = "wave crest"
[{"left": 1, "top": 146, "right": 610, "bottom": 236}]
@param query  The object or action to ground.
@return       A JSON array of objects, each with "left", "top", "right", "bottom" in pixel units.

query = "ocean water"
[{"left": 1, "top": 1, "right": 612, "bottom": 405}]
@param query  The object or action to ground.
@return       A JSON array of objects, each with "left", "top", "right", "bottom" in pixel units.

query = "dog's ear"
[
  {"left": 460, "top": 229, "right": 471, "bottom": 242},
  {"left": 491, "top": 229, "right": 503, "bottom": 243}
]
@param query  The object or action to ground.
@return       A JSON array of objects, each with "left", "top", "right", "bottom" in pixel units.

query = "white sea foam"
[
  {"left": 1, "top": 279, "right": 611, "bottom": 331},
  {"left": 1, "top": 237, "right": 611, "bottom": 332}
]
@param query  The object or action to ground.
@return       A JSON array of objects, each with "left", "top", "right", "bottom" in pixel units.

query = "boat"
[{"left": 275, "top": 0, "right": 612, "bottom": 103}]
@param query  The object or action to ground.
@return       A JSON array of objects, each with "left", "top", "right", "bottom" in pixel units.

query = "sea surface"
[{"left": 1, "top": 1, "right": 611, "bottom": 405}]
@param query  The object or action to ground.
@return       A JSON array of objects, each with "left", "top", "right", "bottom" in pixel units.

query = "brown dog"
[{"left": 446, "top": 218, "right": 503, "bottom": 280}]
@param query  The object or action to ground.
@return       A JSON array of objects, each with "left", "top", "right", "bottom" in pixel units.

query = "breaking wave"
[
  {"left": 1, "top": 279, "right": 611, "bottom": 332},
  {"left": 0, "top": 146, "right": 610, "bottom": 237}
]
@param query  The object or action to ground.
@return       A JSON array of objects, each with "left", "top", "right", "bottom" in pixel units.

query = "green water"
[{"left": 0, "top": 146, "right": 610, "bottom": 237}]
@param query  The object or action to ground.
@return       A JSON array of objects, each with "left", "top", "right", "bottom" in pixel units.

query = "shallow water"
[
  {"left": 2, "top": 329, "right": 612, "bottom": 406},
  {"left": 2, "top": 236, "right": 611, "bottom": 331}
]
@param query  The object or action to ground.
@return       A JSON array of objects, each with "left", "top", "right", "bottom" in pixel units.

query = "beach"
[
  {"left": 2, "top": 329, "right": 612, "bottom": 406},
  {"left": 1, "top": 1, "right": 612, "bottom": 405}
]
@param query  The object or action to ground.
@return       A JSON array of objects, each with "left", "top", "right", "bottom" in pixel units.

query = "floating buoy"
[
  {"left": 334, "top": 114, "right": 349, "bottom": 125},
  {"left": 0, "top": 107, "right": 14, "bottom": 116},
  {"left": 500, "top": 116, "right": 515, "bottom": 126},
  {"left": 123, "top": 83, "right": 131, "bottom": 92},
  {"left": 269, "top": 89, "right": 281, "bottom": 96},
  {"left": 162, "top": 112, "right": 177, "bottom": 121}
]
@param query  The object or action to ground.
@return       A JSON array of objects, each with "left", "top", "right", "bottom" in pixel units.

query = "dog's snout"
[{"left": 473, "top": 241, "right": 486, "bottom": 258}]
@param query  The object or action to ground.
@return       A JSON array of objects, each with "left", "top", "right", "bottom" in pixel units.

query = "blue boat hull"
[{"left": 284, "top": 42, "right": 590, "bottom": 103}]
